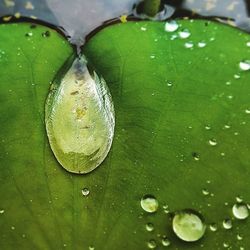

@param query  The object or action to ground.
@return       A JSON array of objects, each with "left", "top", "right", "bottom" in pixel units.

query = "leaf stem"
[{"left": 137, "top": 0, "right": 162, "bottom": 17}]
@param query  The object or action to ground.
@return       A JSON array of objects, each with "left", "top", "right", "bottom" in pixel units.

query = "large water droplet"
[
  {"left": 239, "top": 60, "right": 250, "bottom": 71},
  {"left": 178, "top": 29, "right": 191, "bottom": 39},
  {"left": 232, "top": 203, "right": 249, "bottom": 220},
  {"left": 147, "top": 239, "right": 157, "bottom": 249},
  {"left": 222, "top": 219, "right": 232, "bottom": 229},
  {"left": 165, "top": 21, "right": 179, "bottom": 32},
  {"left": 141, "top": 195, "right": 159, "bottom": 213},
  {"left": 172, "top": 210, "right": 206, "bottom": 242},
  {"left": 45, "top": 56, "right": 115, "bottom": 174}
]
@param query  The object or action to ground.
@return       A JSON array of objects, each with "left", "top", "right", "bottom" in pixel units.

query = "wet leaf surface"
[{"left": 0, "top": 18, "right": 250, "bottom": 249}]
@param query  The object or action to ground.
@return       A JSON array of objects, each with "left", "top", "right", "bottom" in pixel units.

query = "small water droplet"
[
  {"left": 209, "top": 223, "right": 218, "bottom": 232},
  {"left": 166, "top": 81, "right": 173, "bottom": 87},
  {"left": 185, "top": 41, "right": 194, "bottom": 49},
  {"left": 42, "top": 31, "right": 51, "bottom": 37},
  {"left": 178, "top": 29, "right": 191, "bottom": 39},
  {"left": 11, "top": 226, "right": 15, "bottom": 230},
  {"left": 192, "top": 152, "right": 200, "bottom": 161},
  {"left": 222, "top": 219, "right": 232, "bottom": 229},
  {"left": 236, "top": 196, "right": 243, "bottom": 203},
  {"left": 89, "top": 246, "right": 95, "bottom": 250},
  {"left": 162, "top": 236, "right": 171, "bottom": 247},
  {"left": 0, "top": 209, "right": 4, "bottom": 214},
  {"left": 141, "top": 27, "right": 147, "bottom": 31},
  {"left": 237, "top": 234, "right": 243, "bottom": 241},
  {"left": 247, "top": 41, "right": 250, "bottom": 47},
  {"left": 239, "top": 60, "right": 250, "bottom": 71},
  {"left": 245, "top": 108, "right": 250, "bottom": 114},
  {"left": 170, "top": 34, "right": 178, "bottom": 40},
  {"left": 202, "top": 189, "right": 209, "bottom": 196},
  {"left": 198, "top": 41, "right": 207, "bottom": 48},
  {"left": 225, "top": 81, "right": 231, "bottom": 86},
  {"left": 25, "top": 32, "right": 33, "bottom": 37},
  {"left": 146, "top": 223, "right": 154, "bottom": 232},
  {"left": 223, "top": 242, "right": 229, "bottom": 248},
  {"left": 147, "top": 239, "right": 157, "bottom": 249},
  {"left": 234, "top": 74, "right": 241, "bottom": 79},
  {"left": 141, "top": 195, "right": 158, "bottom": 213},
  {"left": 232, "top": 203, "right": 249, "bottom": 220},
  {"left": 165, "top": 20, "right": 179, "bottom": 32},
  {"left": 172, "top": 210, "right": 206, "bottom": 242},
  {"left": 209, "top": 139, "right": 217, "bottom": 146},
  {"left": 81, "top": 188, "right": 90, "bottom": 197},
  {"left": 205, "top": 125, "right": 211, "bottom": 130}
]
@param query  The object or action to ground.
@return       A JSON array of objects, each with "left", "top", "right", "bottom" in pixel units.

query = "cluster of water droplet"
[{"left": 140, "top": 190, "right": 249, "bottom": 248}]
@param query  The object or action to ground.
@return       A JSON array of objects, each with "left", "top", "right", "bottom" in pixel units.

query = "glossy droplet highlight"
[
  {"left": 45, "top": 56, "right": 115, "bottom": 174},
  {"left": 232, "top": 203, "right": 249, "bottom": 220},
  {"left": 239, "top": 60, "right": 250, "bottom": 71},
  {"left": 141, "top": 195, "right": 159, "bottom": 213},
  {"left": 165, "top": 20, "right": 179, "bottom": 32},
  {"left": 172, "top": 210, "right": 206, "bottom": 242},
  {"left": 222, "top": 219, "right": 232, "bottom": 229}
]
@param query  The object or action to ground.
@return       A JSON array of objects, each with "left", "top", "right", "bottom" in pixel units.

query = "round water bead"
[
  {"left": 172, "top": 210, "right": 206, "bottom": 242},
  {"left": 141, "top": 195, "right": 159, "bottom": 213},
  {"left": 232, "top": 203, "right": 249, "bottom": 220}
]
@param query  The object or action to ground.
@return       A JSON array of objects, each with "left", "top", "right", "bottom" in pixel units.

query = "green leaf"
[{"left": 1, "top": 19, "right": 250, "bottom": 250}]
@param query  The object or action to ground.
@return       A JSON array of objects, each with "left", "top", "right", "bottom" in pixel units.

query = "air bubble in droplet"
[
  {"left": 165, "top": 21, "right": 179, "bottom": 32},
  {"left": 178, "top": 29, "right": 191, "bottom": 39},
  {"left": 81, "top": 188, "right": 90, "bottom": 197},
  {"left": 222, "top": 219, "right": 232, "bottom": 229},
  {"left": 232, "top": 203, "right": 249, "bottom": 220},
  {"left": 185, "top": 41, "right": 194, "bottom": 49},
  {"left": 147, "top": 239, "right": 157, "bottom": 249},
  {"left": 209, "top": 139, "right": 217, "bottom": 146},
  {"left": 146, "top": 223, "right": 154, "bottom": 232},
  {"left": 198, "top": 41, "right": 207, "bottom": 48},
  {"left": 141, "top": 195, "right": 159, "bottom": 213},
  {"left": 239, "top": 60, "right": 250, "bottom": 71},
  {"left": 162, "top": 236, "right": 171, "bottom": 247},
  {"left": 172, "top": 210, "right": 206, "bottom": 242}
]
